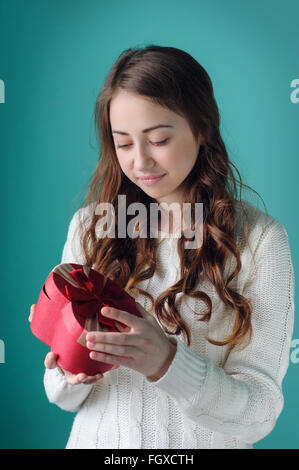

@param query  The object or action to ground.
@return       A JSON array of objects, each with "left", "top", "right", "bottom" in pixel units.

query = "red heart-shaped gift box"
[{"left": 30, "top": 263, "right": 142, "bottom": 375}]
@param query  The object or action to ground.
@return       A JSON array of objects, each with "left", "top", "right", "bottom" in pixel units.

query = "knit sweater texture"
[{"left": 43, "top": 200, "right": 295, "bottom": 449}]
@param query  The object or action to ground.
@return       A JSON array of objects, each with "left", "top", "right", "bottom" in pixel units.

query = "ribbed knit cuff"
[
  {"left": 51, "top": 366, "right": 68, "bottom": 382},
  {"left": 45, "top": 366, "right": 94, "bottom": 392},
  {"left": 145, "top": 337, "right": 209, "bottom": 401}
]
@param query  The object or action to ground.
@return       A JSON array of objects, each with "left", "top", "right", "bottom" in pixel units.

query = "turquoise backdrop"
[{"left": 0, "top": 0, "right": 298, "bottom": 449}]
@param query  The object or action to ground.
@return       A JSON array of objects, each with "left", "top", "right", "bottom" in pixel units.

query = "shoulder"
[
  {"left": 67, "top": 202, "right": 98, "bottom": 235},
  {"left": 63, "top": 202, "right": 119, "bottom": 269},
  {"left": 234, "top": 199, "right": 285, "bottom": 243},
  {"left": 233, "top": 199, "right": 291, "bottom": 269},
  {"left": 61, "top": 202, "right": 98, "bottom": 264}
]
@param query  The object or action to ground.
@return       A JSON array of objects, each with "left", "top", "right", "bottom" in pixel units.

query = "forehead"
[{"left": 109, "top": 89, "right": 177, "bottom": 127}]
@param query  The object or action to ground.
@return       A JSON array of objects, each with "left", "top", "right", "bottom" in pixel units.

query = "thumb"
[
  {"left": 28, "top": 304, "right": 36, "bottom": 323},
  {"left": 44, "top": 351, "right": 58, "bottom": 369}
]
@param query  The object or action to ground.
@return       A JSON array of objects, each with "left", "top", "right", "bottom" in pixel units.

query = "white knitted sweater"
[{"left": 43, "top": 200, "right": 295, "bottom": 449}]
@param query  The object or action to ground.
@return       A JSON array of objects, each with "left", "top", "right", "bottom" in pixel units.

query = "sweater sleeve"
[
  {"left": 43, "top": 208, "right": 95, "bottom": 412},
  {"left": 145, "top": 219, "right": 295, "bottom": 445}
]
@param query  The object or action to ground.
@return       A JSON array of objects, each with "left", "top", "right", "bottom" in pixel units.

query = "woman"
[{"left": 32, "top": 45, "right": 294, "bottom": 449}]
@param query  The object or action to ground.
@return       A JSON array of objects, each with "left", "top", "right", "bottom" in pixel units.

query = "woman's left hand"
[{"left": 86, "top": 302, "right": 177, "bottom": 380}]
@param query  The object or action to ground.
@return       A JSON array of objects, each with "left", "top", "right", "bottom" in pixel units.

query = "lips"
[
  {"left": 139, "top": 174, "right": 166, "bottom": 186},
  {"left": 139, "top": 174, "right": 165, "bottom": 180}
]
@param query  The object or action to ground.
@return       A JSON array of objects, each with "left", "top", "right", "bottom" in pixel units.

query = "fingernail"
[
  {"left": 87, "top": 333, "right": 95, "bottom": 342},
  {"left": 102, "top": 307, "right": 111, "bottom": 315}
]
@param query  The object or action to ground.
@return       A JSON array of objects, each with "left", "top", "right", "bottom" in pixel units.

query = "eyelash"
[{"left": 116, "top": 139, "right": 168, "bottom": 149}]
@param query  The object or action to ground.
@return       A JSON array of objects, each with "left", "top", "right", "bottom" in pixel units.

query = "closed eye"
[{"left": 116, "top": 139, "right": 168, "bottom": 149}]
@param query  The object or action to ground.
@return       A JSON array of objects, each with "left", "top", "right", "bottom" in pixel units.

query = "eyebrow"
[{"left": 111, "top": 124, "right": 174, "bottom": 135}]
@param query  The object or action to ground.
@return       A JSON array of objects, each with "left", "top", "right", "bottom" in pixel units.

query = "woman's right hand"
[
  {"left": 29, "top": 304, "right": 119, "bottom": 385},
  {"left": 44, "top": 351, "right": 110, "bottom": 385}
]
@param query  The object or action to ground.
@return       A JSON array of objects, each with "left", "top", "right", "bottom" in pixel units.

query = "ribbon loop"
[
  {"left": 53, "top": 264, "right": 131, "bottom": 330},
  {"left": 69, "top": 268, "right": 95, "bottom": 294}
]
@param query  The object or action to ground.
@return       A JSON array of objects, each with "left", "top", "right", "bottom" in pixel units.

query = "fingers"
[
  {"left": 101, "top": 306, "right": 142, "bottom": 329},
  {"left": 28, "top": 304, "right": 36, "bottom": 323},
  {"left": 44, "top": 352, "right": 104, "bottom": 384},
  {"left": 40, "top": 305, "right": 121, "bottom": 384},
  {"left": 44, "top": 353, "right": 105, "bottom": 384},
  {"left": 115, "top": 321, "right": 130, "bottom": 332},
  {"left": 86, "top": 330, "right": 140, "bottom": 348},
  {"left": 44, "top": 351, "right": 58, "bottom": 369},
  {"left": 69, "top": 372, "right": 104, "bottom": 385},
  {"left": 87, "top": 340, "right": 135, "bottom": 358},
  {"left": 71, "top": 364, "right": 119, "bottom": 384},
  {"left": 66, "top": 363, "right": 120, "bottom": 384}
]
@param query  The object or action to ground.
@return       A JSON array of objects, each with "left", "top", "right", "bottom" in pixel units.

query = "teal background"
[{"left": 0, "top": 0, "right": 298, "bottom": 449}]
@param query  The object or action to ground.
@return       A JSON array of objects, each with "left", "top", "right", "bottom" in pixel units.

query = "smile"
[{"left": 139, "top": 174, "right": 166, "bottom": 185}]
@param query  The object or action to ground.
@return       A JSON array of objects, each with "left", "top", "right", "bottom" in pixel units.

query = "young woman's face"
[{"left": 109, "top": 89, "right": 203, "bottom": 206}]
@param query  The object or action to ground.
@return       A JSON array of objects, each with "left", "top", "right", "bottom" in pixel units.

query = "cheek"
[
  {"left": 117, "top": 156, "right": 131, "bottom": 175},
  {"left": 175, "top": 139, "right": 198, "bottom": 170},
  {"left": 165, "top": 143, "right": 194, "bottom": 172},
  {"left": 159, "top": 146, "right": 180, "bottom": 169}
]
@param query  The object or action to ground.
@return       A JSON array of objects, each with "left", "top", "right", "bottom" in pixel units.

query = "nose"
[{"left": 133, "top": 142, "right": 156, "bottom": 172}]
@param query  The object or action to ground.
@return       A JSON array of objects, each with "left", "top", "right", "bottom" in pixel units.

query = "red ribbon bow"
[
  {"left": 30, "top": 263, "right": 141, "bottom": 375},
  {"left": 62, "top": 267, "right": 130, "bottom": 330}
]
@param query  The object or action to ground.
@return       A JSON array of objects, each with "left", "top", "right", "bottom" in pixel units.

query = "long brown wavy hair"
[{"left": 76, "top": 45, "right": 268, "bottom": 352}]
